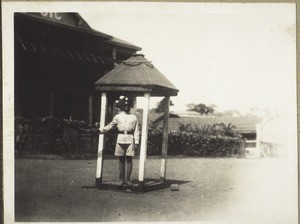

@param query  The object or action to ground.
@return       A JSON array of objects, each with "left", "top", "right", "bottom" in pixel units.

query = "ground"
[{"left": 15, "top": 156, "right": 298, "bottom": 223}]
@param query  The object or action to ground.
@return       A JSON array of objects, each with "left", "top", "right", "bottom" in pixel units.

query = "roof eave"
[
  {"left": 93, "top": 84, "right": 178, "bottom": 96},
  {"left": 106, "top": 40, "right": 142, "bottom": 51},
  {"left": 16, "top": 13, "right": 112, "bottom": 40}
]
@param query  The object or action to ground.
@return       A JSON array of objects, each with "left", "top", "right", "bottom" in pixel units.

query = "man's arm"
[{"left": 99, "top": 116, "right": 118, "bottom": 133}]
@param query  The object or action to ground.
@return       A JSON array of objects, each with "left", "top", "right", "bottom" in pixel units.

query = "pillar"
[
  {"left": 138, "top": 93, "right": 150, "bottom": 191},
  {"left": 88, "top": 94, "right": 93, "bottom": 123},
  {"left": 160, "top": 96, "right": 170, "bottom": 182},
  {"left": 95, "top": 92, "right": 107, "bottom": 187},
  {"left": 49, "top": 82, "right": 54, "bottom": 117},
  {"left": 132, "top": 96, "right": 137, "bottom": 114}
]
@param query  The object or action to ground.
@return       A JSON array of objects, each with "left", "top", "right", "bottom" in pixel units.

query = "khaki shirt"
[{"left": 100, "top": 111, "right": 139, "bottom": 144}]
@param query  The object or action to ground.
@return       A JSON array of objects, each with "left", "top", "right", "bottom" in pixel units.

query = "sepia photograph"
[{"left": 2, "top": 1, "right": 298, "bottom": 223}]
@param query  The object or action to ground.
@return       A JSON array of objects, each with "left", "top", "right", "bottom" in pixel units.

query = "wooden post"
[
  {"left": 88, "top": 94, "right": 93, "bottom": 123},
  {"left": 95, "top": 92, "right": 107, "bottom": 187},
  {"left": 239, "top": 138, "right": 246, "bottom": 158},
  {"left": 48, "top": 82, "right": 54, "bottom": 151},
  {"left": 138, "top": 93, "right": 150, "bottom": 191},
  {"left": 160, "top": 96, "right": 170, "bottom": 182},
  {"left": 256, "top": 123, "right": 261, "bottom": 158},
  {"left": 49, "top": 85, "right": 54, "bottom": 117}
]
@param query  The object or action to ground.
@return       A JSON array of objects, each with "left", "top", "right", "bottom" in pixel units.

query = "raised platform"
[
  {"left": 96, "top": 179, "right": 168, "bottom": 193},
  {"left": 82, "top": 178, "right": 190, "bottom": 193}
]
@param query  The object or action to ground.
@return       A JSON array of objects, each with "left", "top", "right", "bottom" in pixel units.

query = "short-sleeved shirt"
[{"left": 100, "top": 111, "right": 139, "bottom": 144}]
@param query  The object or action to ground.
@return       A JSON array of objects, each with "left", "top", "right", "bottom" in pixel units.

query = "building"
[{"left": 15, "top": 12, "right": 141, "bottom": 123}]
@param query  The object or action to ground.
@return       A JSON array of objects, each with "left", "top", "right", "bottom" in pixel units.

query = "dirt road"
[{"left": 15, "top": 156, "right": 297, "bottom": 223}]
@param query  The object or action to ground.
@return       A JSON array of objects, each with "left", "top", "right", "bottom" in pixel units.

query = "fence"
[
  {"left": 15, "top": 117, "right": 100, "bottom": 154},
  {"left": 15, "top": 117, "right": 245, "bottom": 157}
]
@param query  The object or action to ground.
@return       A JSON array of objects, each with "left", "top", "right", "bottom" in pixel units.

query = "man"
[{"left": 99, "top": 96, "right": 139, "bottom": 186}]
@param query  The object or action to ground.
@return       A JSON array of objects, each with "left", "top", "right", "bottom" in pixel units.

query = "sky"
[
  {"left": 79, "top": 3, "right": 296, "bottom": 115},
  {"left": 1, "top": 2, "right": 296, "bottom": 115}
]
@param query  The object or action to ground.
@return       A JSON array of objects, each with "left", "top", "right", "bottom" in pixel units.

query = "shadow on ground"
[{"left": 82, "top": 178, "right": 191, "bottom": 193}]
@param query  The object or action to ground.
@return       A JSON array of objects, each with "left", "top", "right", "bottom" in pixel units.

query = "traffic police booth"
[{"left": 94, "top": 54, "right": 179, "bottom": 193}]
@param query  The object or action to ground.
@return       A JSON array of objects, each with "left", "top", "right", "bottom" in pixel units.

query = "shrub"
[
  {"left": 178, "top": 122, "right": 241, "bottom": 138},
  {"left": 146, "top": 126, "right": 243, "bottom": 157},
  {"left": 15, "top": 117, "right": 243, "bottom": 157}
]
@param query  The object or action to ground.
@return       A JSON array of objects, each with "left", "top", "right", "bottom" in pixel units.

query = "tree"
[
  {"left": 186, "top": 103, "right": 214, "bottom": 115},
  {"left": 210, "top": 122, "right": 240, "bottom": 137},
  {"left": 155, "top": 98, "right": 174, "bottom": 113},
  {"left": 222, "top": 110, "right": 241, "bottom": 117},
  {"left": 186, "top": 103, "right": 196, "bottom": 111}
]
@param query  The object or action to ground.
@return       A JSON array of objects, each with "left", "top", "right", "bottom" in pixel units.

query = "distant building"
[
  {"left": 149, "top": 112, "right": 262, "bottom": 137},
  {"left": 15, "top": 13, "right": 141, "bottom": 122}
]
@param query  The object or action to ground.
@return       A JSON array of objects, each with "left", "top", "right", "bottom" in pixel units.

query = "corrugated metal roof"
[
  {"left": 17, "top": 13, "right": 141, "bottom": 51},
  {"left": 94, "top": 54, "right": 179, "bottom": 96},
  {"left": 17, "top": 35, "right": 113, "bottom": 65}
]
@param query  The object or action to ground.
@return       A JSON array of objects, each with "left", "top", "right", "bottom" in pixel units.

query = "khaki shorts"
[{"left": 115, "top": 143, "right": 135, "bottom": 156}]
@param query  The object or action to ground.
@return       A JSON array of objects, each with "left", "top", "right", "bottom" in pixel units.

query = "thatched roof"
[{"left": 94, "top": 54, "right": 179, "bottom": 96}]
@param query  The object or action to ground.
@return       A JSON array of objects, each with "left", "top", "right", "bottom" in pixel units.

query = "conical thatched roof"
[{"left": 94, "top": 54, "right": 179, "bottom": 96}]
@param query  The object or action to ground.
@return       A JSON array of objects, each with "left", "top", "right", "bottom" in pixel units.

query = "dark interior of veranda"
[{"left": 14, "top": 13, "right": 141, "bottom": 153}]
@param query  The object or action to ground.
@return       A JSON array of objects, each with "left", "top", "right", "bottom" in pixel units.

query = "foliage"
[
  {"left": 16, "top": 116, "right": 243, "bottom": 158},
  {"left": 148, "top": 120, "right": 162, "bottom": 130},
  {"left": 155, "top": 98, "right": 174, "bottom": 113},
  {"left": 152, "top": 113, "right": 180, "bottom": 124},
  {"left": 186, "top": 103, "right": 214, "bottom": 114},
  {"left": 147, "top": 126, "right": 243, "bottom": 157},
  {"left": 178, "top": 122, "right": 241, "bottom": 138}
]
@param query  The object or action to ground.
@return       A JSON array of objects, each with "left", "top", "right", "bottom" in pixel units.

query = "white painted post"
[
  {"left": 160, "top": 96, "right": 170, "bottom": 182},
  {"left": 132, "top": 96, "right": 137, "bottom": 114},
  {"left": 96, "top": 92, "right": 107, "bottom": 186},
  {"left": 138, "top": 93, "right": 150, "bottom": 191}
]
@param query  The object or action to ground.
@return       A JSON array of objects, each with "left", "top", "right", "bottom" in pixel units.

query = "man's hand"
[{"left": 98, "top": 127, "right": 105, "bottom": 134}]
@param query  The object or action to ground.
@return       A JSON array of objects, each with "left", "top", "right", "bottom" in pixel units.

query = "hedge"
[
  {"left": 15, "top": 117, "right": 244, "bottom": 157},
  {"left": 147, "top": 129, "right": 243, "bottom": 157}
]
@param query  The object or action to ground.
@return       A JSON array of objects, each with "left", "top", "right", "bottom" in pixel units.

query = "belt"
[{"left": 118, "top": 130, "right": 134, "bottom": 135}]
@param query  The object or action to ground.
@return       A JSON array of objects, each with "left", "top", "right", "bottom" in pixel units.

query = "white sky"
[
  {"left": 79, "top": 3, "right": 296, "bottom": 114},
  {"left": 2, "top": 2, "right": 297, "bottom": 114}
]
